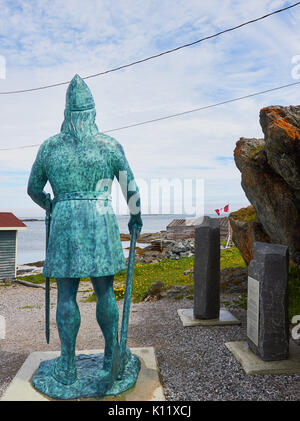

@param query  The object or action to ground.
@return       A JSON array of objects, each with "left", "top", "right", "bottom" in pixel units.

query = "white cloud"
[{"left": 0, "top": 0, "right": 299, "bottom": 216}]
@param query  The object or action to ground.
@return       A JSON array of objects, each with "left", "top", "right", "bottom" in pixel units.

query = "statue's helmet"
[{"left": 65, "top": 74, "right": 95, "bottom": 112}]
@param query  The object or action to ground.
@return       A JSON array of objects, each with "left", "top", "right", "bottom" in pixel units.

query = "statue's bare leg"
[
  {"left": 91, "top": 275, "right": 120, "bottom": 376},
  {"left": 52, "top": 277, "right": 81, "bottom": 385}
]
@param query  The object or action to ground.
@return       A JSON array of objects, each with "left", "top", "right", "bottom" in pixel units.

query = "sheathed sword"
[
  {"left": 118, "top": 225, "right": 138, "bottom": 379},
  {"left": 45, "top": 193, "right": 52, "bottom": 344}
]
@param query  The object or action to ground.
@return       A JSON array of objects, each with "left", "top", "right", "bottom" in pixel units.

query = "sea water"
[{"left": 17, "top": 214, "right": 204, "bottom": 265}]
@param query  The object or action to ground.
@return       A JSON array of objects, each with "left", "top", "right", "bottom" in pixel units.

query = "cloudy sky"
[{"left": 0, "top": 0, "right": 299, "bottom": 217}]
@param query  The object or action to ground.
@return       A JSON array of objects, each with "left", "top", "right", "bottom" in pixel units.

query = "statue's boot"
[{"left": 51, "top": 357, "right": 77, "bottom": 385}]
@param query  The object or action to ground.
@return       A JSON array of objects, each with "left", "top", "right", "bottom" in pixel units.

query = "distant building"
[
  {"left": 166, "top": 216, "right": 230, "bottom": 240},
  {"left": 0, "top": 213, "right": 27, "bottom": 280}
]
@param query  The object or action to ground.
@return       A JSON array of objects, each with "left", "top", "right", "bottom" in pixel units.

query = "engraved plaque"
[{"left": 247, "top": 276, "right": 260, "bottom": 346}]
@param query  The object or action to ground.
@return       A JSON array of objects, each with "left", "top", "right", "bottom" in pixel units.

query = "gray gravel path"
[{"left": 1, "top": 283, "right": 300, "bottom": 401}]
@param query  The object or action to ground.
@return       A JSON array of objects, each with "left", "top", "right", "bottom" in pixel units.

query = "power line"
[
  {"left": 0, "top": 2, "right": 299, "bottom": 95},
  {"left": 1, "top": 80, "right": 299, "bottom": 151}
]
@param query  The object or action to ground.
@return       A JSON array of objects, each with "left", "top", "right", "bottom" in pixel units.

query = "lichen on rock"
[{"left": 232, "top": 105, "right": 300, "bottom": 266}]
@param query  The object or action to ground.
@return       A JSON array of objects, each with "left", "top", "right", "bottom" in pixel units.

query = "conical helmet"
[{"left": 65, "top": 74, "right": 95, "bottom": 111}]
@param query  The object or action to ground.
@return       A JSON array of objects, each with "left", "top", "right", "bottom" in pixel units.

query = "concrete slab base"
[
  {"left": 177, "top": 308, "right": 240, "bottom": 327},
  {"left": 225, "top": 340, "right": 300, "bottom": 375},
  {"left": 0, "top": 347, "right": 165, "bottom": 401}
]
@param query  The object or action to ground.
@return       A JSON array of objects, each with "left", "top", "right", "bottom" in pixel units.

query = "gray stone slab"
[
  {"left": 225, "top": 340, "right": 300, "bottom": 375},
  {"left": 247, "top": 242, "right": 289, "bottom": 361},
  {"left": 0, "top": 347, "right": 165, "bottom": 401},
  {"left": 177, "top": 308, "right": 240, "bottom": 327},
  {"left": 194, "top": 216, "right": 220, "bottom": 319}
]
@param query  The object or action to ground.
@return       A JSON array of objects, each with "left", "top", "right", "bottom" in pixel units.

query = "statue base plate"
[
  {"left": 225, "top": 341, "right": 300, "bottom": 374},
  {"left": 0, "top": 348, "right": 165, "bottom": 401},
  {"left": 32, "top": 352, "right": 140, "bottom": 400},
  {"left": 177, "top": 308, "right": 240, "bottom": 327}
]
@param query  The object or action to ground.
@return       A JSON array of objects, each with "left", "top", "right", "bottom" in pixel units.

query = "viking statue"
[{"left": 27, "top": 74, "right": 143, "bottom": 399}]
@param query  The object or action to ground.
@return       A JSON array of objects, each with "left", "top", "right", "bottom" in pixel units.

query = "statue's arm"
[
  {"left": 27, "top": 145, "right": 48, "bottom": 210},
  {"left": 114, "top": 144, "right": 143, "bottom": 236}
]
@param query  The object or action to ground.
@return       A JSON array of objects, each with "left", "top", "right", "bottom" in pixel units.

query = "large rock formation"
[{"left": 232, "top": 105, "right": 300, "bottom": 266}]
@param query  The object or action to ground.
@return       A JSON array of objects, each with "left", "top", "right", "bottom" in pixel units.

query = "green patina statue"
[{"left": 27, "top": 74, "right": 143, "bottom": 399}]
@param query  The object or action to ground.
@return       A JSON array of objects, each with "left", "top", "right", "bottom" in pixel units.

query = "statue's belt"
[{"left": 52, "top": 191, "right": 112, "bottom": 205}]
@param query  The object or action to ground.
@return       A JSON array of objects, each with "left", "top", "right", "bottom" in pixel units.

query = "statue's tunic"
[{"left": 28, "top": 132, "right": 135, "bottom": 278}]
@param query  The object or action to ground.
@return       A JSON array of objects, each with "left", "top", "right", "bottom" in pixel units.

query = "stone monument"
[
  {"left": 177, "top": 216, "right": 240, "bottom": 327},
  {"left": 225, "top": 241, "right": 300, "bottom": 375},
  {"left": 194, "top": 216, "right": 220, "bottom": 319},
  {"left": 247, "top": 241, "right": 289, "bottom": 361}
]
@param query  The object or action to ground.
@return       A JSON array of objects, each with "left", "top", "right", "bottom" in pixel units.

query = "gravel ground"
[{"left": 1, "top": 282, "right": 300, "bottom": 401}]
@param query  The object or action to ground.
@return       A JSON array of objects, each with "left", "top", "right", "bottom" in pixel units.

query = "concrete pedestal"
[
  {"left": 225, "top": 341, "right": 300, "bottom": 374},
  {"left": 0, "top": 347, "right": 165, "bottom": 401},
  {"left": 177, "top": 308, "right": 240, "bottom": 327}
]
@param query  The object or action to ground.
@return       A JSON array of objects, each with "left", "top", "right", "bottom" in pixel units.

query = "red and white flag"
[{"left": 214, "top": 204, "right": 229, "bottom": 216}]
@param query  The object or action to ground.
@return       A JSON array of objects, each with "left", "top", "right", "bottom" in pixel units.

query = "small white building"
[{"left": 0, "top": 213, "right": 27, "bottom": 280}]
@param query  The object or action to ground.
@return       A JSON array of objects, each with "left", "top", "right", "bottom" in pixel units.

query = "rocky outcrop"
[
  {"left": 165, "top": 239, "right": 194, "bottom": 259},
  {"left": 142, "top": 281, "right": 194, "bottom": 301},
  {"left": 233, "top": 105, "right": 300, "bottom": 265},
  {"left": 229, "top": 206, "right": 270, "bottom": 265},
  {"left": 135, "top": 238, "right": 195, "bottom": 263}
]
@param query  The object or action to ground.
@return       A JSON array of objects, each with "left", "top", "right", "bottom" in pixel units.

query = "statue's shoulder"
[
  {"left": 95, "top": 133, "right": 124, "bottom": 155},
  {"left": 39, "top": 133, "right": 64, "bottom": 153},
  {"left": 38, "top": 133, "right": 61, "bottom": 157}
]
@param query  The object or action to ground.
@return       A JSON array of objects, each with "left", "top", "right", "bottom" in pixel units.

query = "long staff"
[
  {"left": 45, "top": 194, "right": 52, "bottom": 344},
  {"left": 118, "top": 226, "right": 138, "bottom": 377}
]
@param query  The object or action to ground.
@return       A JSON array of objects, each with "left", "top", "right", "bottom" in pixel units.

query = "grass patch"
[
  {"left": 16, "top": 246, "right": 246, "bottom": 304},
  {"left": 16, "top": 274, "right": 92, "bottom": 284},
  {"left": 288, "top": 265, "right": 300, "bottom": 322},
  {"left": 220, "top": 247, "right": 247, "bottom": 270},
  {"left": 232, "top": 293, "right": 248, "bottom": 309},
  {"left": 84, "top": 286, "right": 125, "bottom": 303},
  {"left": 16, "top": 274, "right": 56, "bottom": 284},
  {"left": 19, "top": 305, "right": 41, "bottom": 310}
]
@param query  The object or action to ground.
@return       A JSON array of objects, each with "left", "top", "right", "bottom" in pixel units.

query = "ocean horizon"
[{"left": 16, "top": 213, "right": 225, "bottom": 266}]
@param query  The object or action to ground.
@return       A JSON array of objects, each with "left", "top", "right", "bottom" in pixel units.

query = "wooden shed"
[
  {"left": 166, "top": 216, "right": 230, "bottom": 240},
  {"left": 0, "top": 213, "right": 27, "bottom": 280}
]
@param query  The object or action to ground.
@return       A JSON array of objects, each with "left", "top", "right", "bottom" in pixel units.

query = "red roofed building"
[{"left": 0, "top": 213, "right": 27, "bottom": 280}]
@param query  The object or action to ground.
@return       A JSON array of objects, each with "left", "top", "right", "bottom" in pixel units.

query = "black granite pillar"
[
  {"left": 247, "top": 242, "right": 289, "bottom": 361},
  {"left": 193, "top": 216, "right": 220, "bottom": 319}
]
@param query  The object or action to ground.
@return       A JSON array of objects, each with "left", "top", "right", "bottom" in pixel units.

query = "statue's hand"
[{"left": 128, "top": 213, "right": 143, "bottom": 238}]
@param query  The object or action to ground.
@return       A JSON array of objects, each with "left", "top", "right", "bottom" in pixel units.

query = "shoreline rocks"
[{"left": 135, "top": 238, "right": 195, "bottom": 263}]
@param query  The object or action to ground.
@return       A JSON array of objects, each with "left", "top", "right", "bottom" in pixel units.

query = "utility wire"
[
  {"left": 0, "top": 2, "right": 299, "bottom": 95},
  {"left": 1, "top": 80, "right": 299, "bottom": 151}
]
